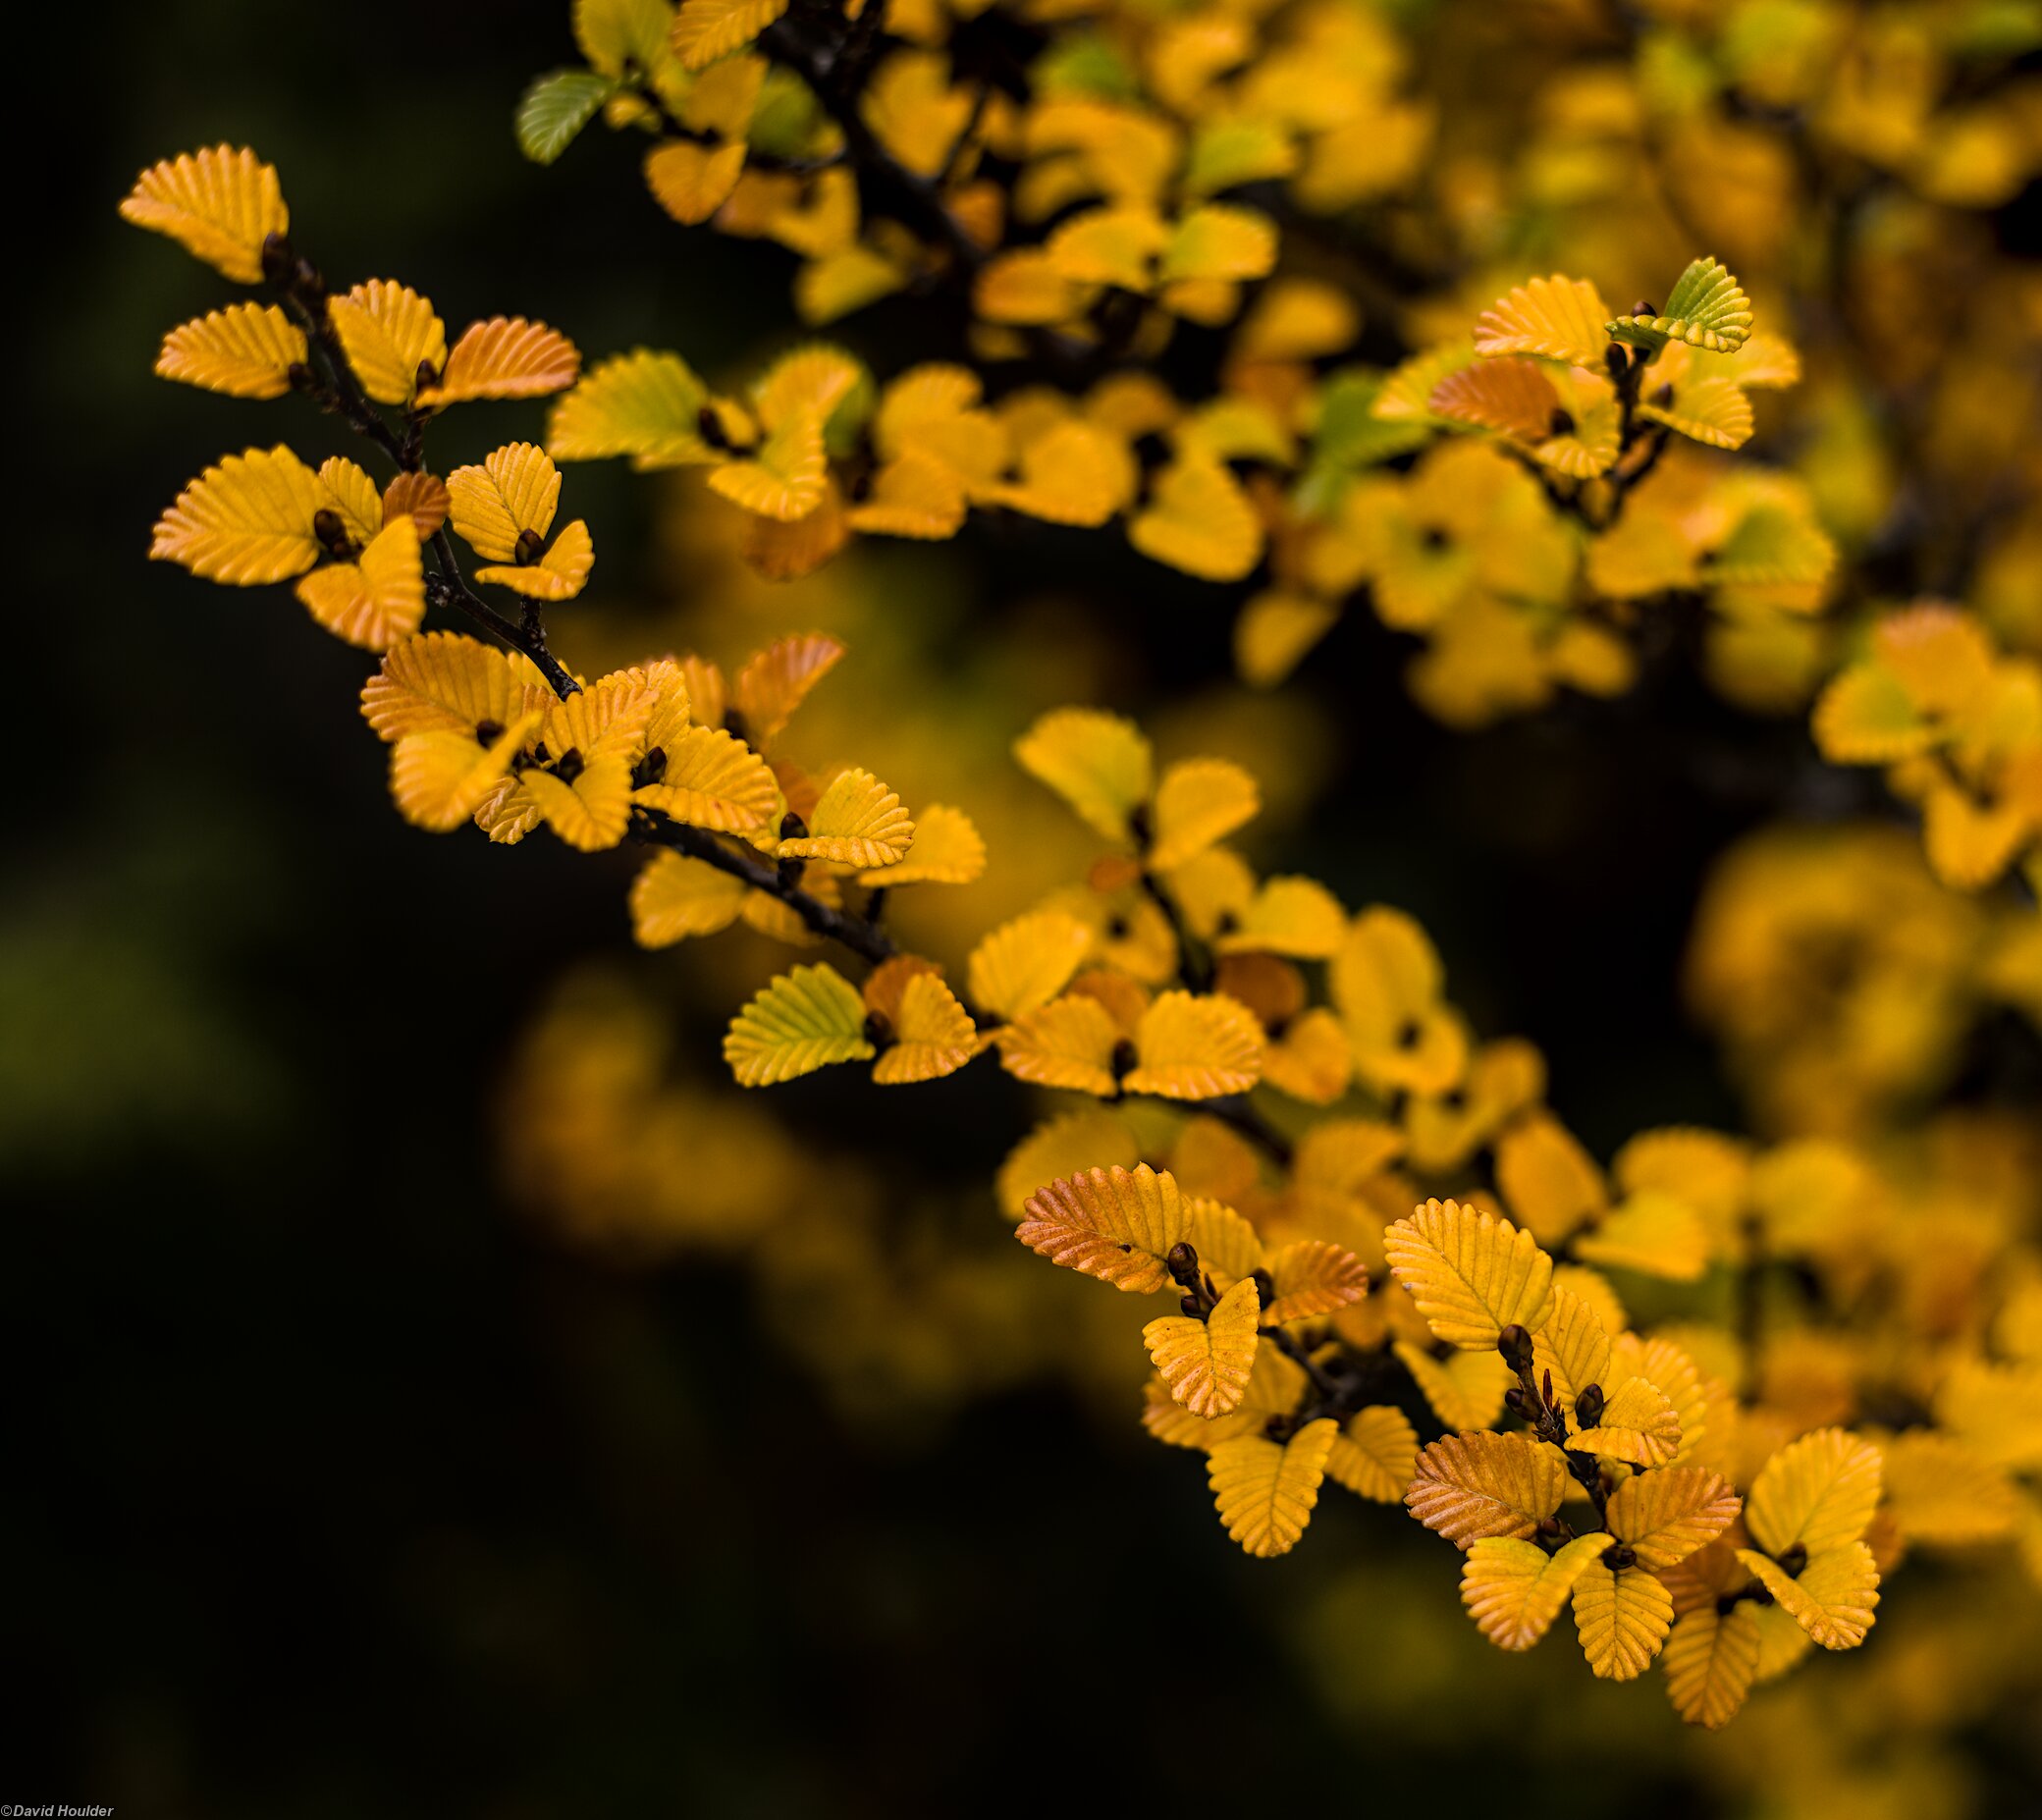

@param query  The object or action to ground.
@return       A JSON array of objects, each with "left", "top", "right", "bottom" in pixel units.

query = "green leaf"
[
  {"left": 1608, "top": 257, "right": 1754, "bottom": 354},
  {"left": 516, "top": 70, "right": 617, "bottom": 166}
]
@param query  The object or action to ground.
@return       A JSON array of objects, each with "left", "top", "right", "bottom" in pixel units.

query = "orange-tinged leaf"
[
  {"left": 120, "top": 144, "right": 286, "bottom": 283},
  {"left": 423, "top": 317, "right": 580, "bottom": 406},
  {"left": 732, "top": 631, "right": 844, "bottom": 742},
  {"left": 1015, "top": 1162, "right": 1190, "bottom": 1293},
  {"left": 629, "top": 848, "right": 750, "bottom": 944},
  {"left": 382, "top": 472, "right": 450, "bottom": 541},
  {"left": 872, "top": 972, "right": 981, "bottom": 1085},
  {"left": 1608, "top": 1468, "right": 1742, "bottom": 1570},
  {"left": 1263, "top": 1240, "right": 1369, "bottom": 1324},
  {"left": 1261, "top": 1008, "right": 1354, "bottom": 1105},
  {"left": 1125, "top": 990, "right": 1263, "bottom": 1098},
  {"left": 155, "top": 303, "right": 305, "bottom": 400},
  {"left": 1745, "top": 1427, "right": 1883, "bottom": 1556},
  {"left": 295, "top": 514, "right": 426, "bottom": 651},
  {"left": 1148, "top": 757, "right": 1260, "bottom": 870},
  {"left": 151, "top": 444, "right": 325, "bottom": 584},
  {"left": 975, "top": 247, "right": 1091, "bottom": 326},
  {"left": 633, "top": 724, "right": 779, "bottom": 830},
  {"left": 1463, "top": 1534, "right": 1604, "bottom": 1650},
  {"left": 724, "top": 963, "right": 875, "bottom": 1085},
  {"left": 1572, "top": 1554, "right": 1675, "bottom": 1681},
  {"left": 1407, "top": 1431, "right": 1566, "bottom": 1547},
  {"left": 1663, "top": 1602, "right": 1759, "bottom": 1729},
  {"left": 646, "top": 138, "right": 748, "bottom": 225},
  {"left": 1013, "top": 708, "right": 1154, "bottom": 841},
  {"left": 1474, "top": 275, "right": 1612, "bottom": 368},
  {"left": 1429, "top": 357, "right": 1562, "bottom": 443},
  {"left": 997, "top": 992, "right": 1122, "bottom": 1097},
  {"left": 858, "top": 803, "right": 986, "bottom": 886},
  {"left": 448, "top": 443, "right": 562, "bottom": 561},
  {"left": 968, "top": 909, "right": 1094, "bottom": 1021},
  {"left": 1736, "top": 1541, "right": 1880, "bottom": 1649},
  {"left": 672, "top": 0, "right": 788, "bottom": 71},
  {"left": 1208, "top": 1418, "right": 1338, "bottom": 1557},
  {"left": 329, "top": 281, "right": 446, "bottom": 405},
  {"left": 1383, "top": 1197, "right": 1556, "bottom": 1349},
  {"left": 1324, "top": 1406, "right": 1419, "bottom": 1503},
  {"left": 1129, "top": 454, "right": 1263, "bottom": 582},
  {"left": 1145, "top": 1276, "right": 1262, "bottom": 1417},
  {"left": 778, "top": 767, "right": 914, "bottom": 868},
  {"left": 1568, "top": 1375, "right": 1683, "bottom": 1468}
]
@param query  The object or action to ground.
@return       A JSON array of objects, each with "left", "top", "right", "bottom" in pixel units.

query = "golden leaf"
[
  {"left": 361, "top": 631, "right": 546, "bottom": 741},
  {"left": 388, "top": 717, "right": 537, "bottom": 834},
  {"left": 1882, "top": 1431, "right": 2022, "bottom": 1544},
  {"left": 1143, "top": 1343, "right": 1305, "bottom": 1451},
  {"left": 1208, "top": 1418, "right": 1338, "bottom": 1557},
  {"left": 423, "top": 317, "right": 581, "bottom": 406},
  {"left": 1125, "top": 990, "right": 1263, "bottom": 1099},
  {"left": 1383, "top": 1197, "right": 1556, "bottom": 1350},
  {"left": 1428, "top": 357, "right": 1562, "bottom": 443},
  {"left": 968, "top": 910, "right": 1095, "bottom": 1021},
  {"left": 1406, "top": 1431, "right": 1567, "bottom": 1547},
  {"left": 1015, "top": 1162, "right": 1190, "bottom": 1293},
  {"left": 1323, "top": 1406, "right": 1419, "bottom": 1503},
  {"left": 1013, "top": 708, "right": 1154, "bottom": 842},
  {"left": 1263, "top": 1240, "right": 1370, "bottom": 1324},
  {"left": 1575, "top": 1191, "right": 1711, "bottom": 1281},
  {"left": 672, "top": 0, "right": 789, "bottom": 72},
  {"left": 872, "top": 972, "right": 981, "bottom": 1085},
  {"left": 155, "top": 303, "right": 305, "bottom": 400},
  {"left": 646, "top": 138, "right": 748, "bottom": 225},
  {"left": 629, "top": 849, "right": 750, "bottom": 945},
  {"left": 1735, "top": 1541, "right": 1880, "bottom": 1649},
  {"left": 521, "top": 752, "right": 636, "bottom": 851},
  {"left": 994, "top": 419, "right": 1137, "bottom": 528},
  {"left": 1530, "top": 1287, "right": 1611, "bottom": 1418},
  {"left": 120, "top": 144, "right": 287, "bottom": 283},
  {"left": 448, "top": 443, "right": 561, "bottom": 561},
  {"left": 1572, "top": 1553, "right": 1675, "bottom": 1681},
  {"left": 723, "top": 963, "right": 875, "bottom": 1086},
  {"left": 383, "top": 472, "right": 450, "bottom": 541},
  {"left": 548, "top": 349, "right": 716, "bottom": 467},
  {"left": 1663, "top": 1602, "right": 1759, "bottom": 1730},
  {"left": 1161, "top": 204, "right": 1277, "bottom": 284},
  {"left": 1473, "top": 275, "right": 1612, "bottom": 368},
  {"left": 1606, "top": 1468, "right": 1742, "bottom": 1570},
  {"left": 1745, "top": 1426, "right": 1883, "bottom": 1556},
  {"left": 710, "top": 414, "right": 830, "bottom": 521},
  {"left": 778, "top": 767, "right": 914, "bottom": 869},
  {"left": 1148, "top": 757, "right": 1260, "bottom": 870},
  {"left": 474, "top": 519, "right": 594, "bottom": 601},
  {"left": 732, "top": 631, "right": 845, "bottom": 742},
  {"left": 295, "top": 515, "right": 426, "bottom": 651},
  {"left": 995, "top": 1108, "right": 1140, "bottom": 1221},
  {"left": 151, "top": 445, "right": 325, "bottom": 585},
  {"left": 1145, "top": 1276, "right": 1262, "bottom": 1417},
  {"left": 1129, "top": 454, "right": 1263, "bottom": 582},
  {"left": 996, "top": 992, "right": 1123, "bottom": 1097},
  {"left": 1397, "top": 1343, "right": 1512, "bottom": 1430},
  {"left": 329, "top": 281, "right": 447, "bottom": 405},
  {"left": 858, "top": 803, "right": 986, "bottom": 886},
  {"left": 1183, "top": 1197, "right": 1266, "bottom": 1286},
  {"left": 633, "top": 724, "right": 779, "bottom": 830},
  {"left": 1567, "top": 1375, "right": 1683, "bottom": 1468},
  {"left": 1462, "top": 1534, "right": 1604, "bottom": 1650}
]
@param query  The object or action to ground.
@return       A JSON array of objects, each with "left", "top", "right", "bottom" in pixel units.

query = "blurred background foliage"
[{"left": 9, "top": 0, "right": 2040, "bottom": 1814}]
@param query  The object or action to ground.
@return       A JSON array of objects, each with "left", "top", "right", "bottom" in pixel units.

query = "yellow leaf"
[
  {"left": 1383, "top": 1197, "right": 1557, "bottom": 1350},
  {"left": 1663, "top": 1602, "right": 1759, "bottom": 1729},
  {"left": 120, "top": 144, "right": 286, "bottom": 284},
  {"left": 548, "top": 349, "right": 716, "bottom": 467},
  {"left": 1233, "top": 590, "right": 1340, "bottom": 689},
  {"left": 1208, "top": 1418, "right": 1338, "bottom": 1557},
  {"left": 1148, "top": 757, "right": 1260, "bottom": 870},
  {"left": 1745, "top": 1427, "right": 1882, "bottom": 1556},
  {"left": 1161, "top": 204, "right": 1276, "bottom": 284},
  {"left": 1015, "top": 1162, "right": 1190, "bottom": 1293},
  {"left": 1607, "top": 1468, "right": 1742, "bottom": 1570},
  {"left": 151, "top": 445, "right": 325, "bottom": 585},
  {"left": 1496, "top": 1113, "right": 1606, "bottom": 1246},
  {"left": 867, "top": 967, "right": 981, "bottom": 1085},
  {"left": 723, "top": 963, "right": 874, "bottom": 1086},
  {"left": 974, "top": 247, "right": 1091, "bottom": 326},
  {"left": 1014, "top": 708, "right": 1155, "bottom": 842},
  {"left": 1263, "top": 1240, "right": 1369, "bottom": 1324},
  {"left": 360, "top": 630, "right": 546, "bottom": 742},
  {"left": 1144, "top": 1343, "right": 1304, "bottom": 1451},
  {"left": 995, "top": 1108, "right": 1140, "bottom": 1220},
  {"left": 1324, "top": 1406, "right": 1419, "bottom": 1503},
  {"left": 779, "top": 767, "right": 914, "bottom": 868},
  {"left": 521, "top": 751, "right": 636, "bottom": 850},
  {"left": 295, "top": 514, "right": 426, "bottom": 651},
  {"left": 710, "top": 415, "right": 829, "bottom": 521},
  {"left": 1463, "top": 1534, "right": 1604, "bottom": 1650},
  {"left": 1878, "top": 1432, "right": 2019, "bottom": 1545},
  {"left": 1735, "top": 1542, "right": 1880, "bottom": 1649},
  {"left": 1531, "top": 1286, "right": 1611, "bottom": 1418},
  {"left": 1125, "top": 990, "right": 1263, "bottom": 1098},
  {"left": 628, "top": 849, "right": 749, "bottom": 945},
  {"left": 422, "top": 317, "right": 580, "bottom": 407},
  {"left": 1568, "top": 1375, "right": 1683, "bottom": 1468},
  {"left": 1397, "top": 1343, "right": 1512, "bottom": 1430},
  {"left": 388, "top": 717, "right": 538, "bottom": 833},
  {"left": 1047, "top": 204, "right": 1169, "bottom": 289},
  {"left": 1639, "top": 376, "right": 1754, "bottom": 451},
  {"left": 474, "top": 519, "right": 595, "bottom": 601},
  {"left": 996, "top": 992, "right": 1122, "bottom": 1097},
  {"left": 1575, "top": 1191, "right": 1711, "bottom": 1281},
  {"left": 994, "top": 419, "right": 1137, "bottom": 527},
  {"left": 858, "top": 803, "right": 986, "bottom": 886},
  {"left": 155, "top": 303, "right": 305, "bottom": 400},
  {"left": 633, "top": 724, "right": 779, "bottom": 830},
  {"left": 1129, "top": 454, "right": 1263, "bottom": 582},
  {"left": 646, "top": 138, "right": 748, "bottom": 225},
  {"left": 672, "top": 0, "right": 789, "bottom": 71},
  {"left": 328, "top": 281, "right": 447, "bottom": 405},
  {"left": 1572, "top": 1553, "right": 1674, "bottom": 1681},
  {"left": 967, "top": 909, "right": 1094, "bottom": 1020},
  {"left": 1260, "top": 1009, "right": 1353, "bottom": 1105},
  {"left": 448, "top": 443, "right": 562, "bottom": 561},
  {"left": 845, "top": 448, "right": 970, "bottom": 540},
  {"left": 1473, "top": 275, "right": 1612, "bottom": 368},
  {"left": 1406, "top": 1431, "right": 1567, "bottom": 1547},
  {"left": 1145, "top": 1276, "right": 1262, "bottom": 1417}
]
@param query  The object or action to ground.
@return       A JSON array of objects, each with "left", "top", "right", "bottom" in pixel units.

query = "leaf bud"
[{"left": 1575, "top": 1381, "right": 1606, "bottom": 1429}]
